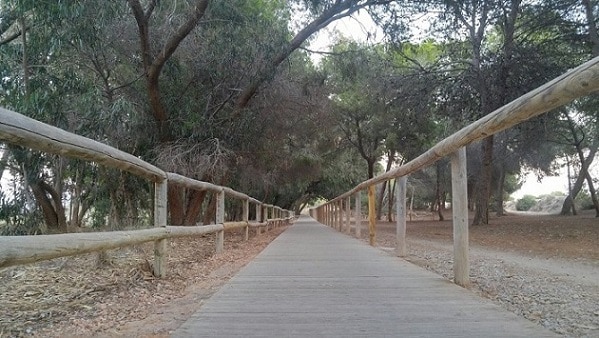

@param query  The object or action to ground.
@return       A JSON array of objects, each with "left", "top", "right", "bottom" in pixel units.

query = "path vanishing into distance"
[{"left": 173, "top": 216, "right": 556, "bottom": 337}]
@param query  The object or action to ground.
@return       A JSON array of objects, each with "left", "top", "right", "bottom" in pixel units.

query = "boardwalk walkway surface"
[{"left": 173, "top": 216, "right": 556, "bottom": 337}]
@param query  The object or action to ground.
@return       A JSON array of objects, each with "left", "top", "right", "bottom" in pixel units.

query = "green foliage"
[
  {"left": 575, "top": 190, "right": 595, "bottom": 210},
  {"left": 516, "top": 195, "right": 537, "bottom": 211}
]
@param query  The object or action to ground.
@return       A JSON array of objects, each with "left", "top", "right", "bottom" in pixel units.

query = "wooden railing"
[
  {"left": 0, "top": 107, "right": 294, "bottom": 277},
  {"left": 310, "top": 56, "right": 599, "bottom": 287}
]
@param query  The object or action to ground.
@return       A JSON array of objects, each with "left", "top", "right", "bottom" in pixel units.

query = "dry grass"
[{"left": 0, "top": 226, "right": 288, "bottom": 337}]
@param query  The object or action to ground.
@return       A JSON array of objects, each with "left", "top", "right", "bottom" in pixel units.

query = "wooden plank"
[
  {"left": 0, "top": 224, "right": 224, "bottom": 269},
  {"left": 223, "top": 221, "right": 249, "bottom": 231},
  {"left": 223, "top": 187, "right": 250, "bottom": 200},
  {"left": 451, "top": 148, "right": 470, "bottom": 287},
  {"left": 153, "top": 179, "right": 168, "bottom": 277},
  {"left": 396, "top": 176, "right": 407, "bottom": 257},
  {"left": 368, "top": 185, "right": 376, "bottom": 246},
  {"left": 173, "top": 217, "right": 557, "bottom": 337},
  {"left": 345, "top": 196, "right": 351, "bottom": 234},
  {"left": 327, "top": 56, "right": 599, "bottom": 203},
  {"left": 255, "top": 204, "right": 262, "bottom": 235},
  {"left": 0, "top": 107, "right": 166, "bottom": 182},
  {"left": 243, "top": 199, "right": 250, "bottom": 241},
  {"left": 216, "top": 190, "right": 225, "bottom": 253},
  {"left": 167, "top": 173, "right": 222, "bottom": 192},
  {"left": 355, "top": 191, "right": 361, "bottom": 238}
]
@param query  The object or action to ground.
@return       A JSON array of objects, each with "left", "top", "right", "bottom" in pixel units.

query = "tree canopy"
[{"left": 1, "top": 0, "right": 598, "bottom": 233}]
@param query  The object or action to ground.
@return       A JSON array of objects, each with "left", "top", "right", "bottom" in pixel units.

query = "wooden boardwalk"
[{"left": 173, "top": 216, "right": 556, "bottom": 337}]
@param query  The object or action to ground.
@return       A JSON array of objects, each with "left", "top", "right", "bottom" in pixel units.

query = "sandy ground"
[
  {"left": 1, "top": 210, "right": 598, "bottom": 337},
  {"left": 0, "top": 226, "right": 288, "bottom": 337}
]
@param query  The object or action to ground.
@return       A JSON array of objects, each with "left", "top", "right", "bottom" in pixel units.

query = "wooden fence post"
[
  {"left": 215, "top": 189, "right": 225, "bottom": 254},
  {"left": 153, "top": 179, "right": 168, "bottom": 277},
  {"left": 355, "top": 190, "right": 361, "bottom": 238},
  {"left": 345, "top": 196, "right": 351, "bottom": 234},
  {"left": 336, "top": 201, "right": 342, "bottom": 230},
  {"left": 265, "top": 205, "right": 270, "bottom": 231},
  {"left": 396, "top": 176, "right": 408, "bottom": 257},
  {"left": 256, "top": 204, "right": 262, "bottom": 235},
  {"left": 243, "top": 199, "right": 249, "bottom": 241},
  {"left": 368, "top": 185, "right": 376, "bottom": 246},
  {"left": 451, "top": 148, "right": 470, "bottom": 287}
]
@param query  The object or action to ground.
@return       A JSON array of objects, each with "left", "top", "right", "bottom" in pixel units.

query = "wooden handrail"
[
  {"left": 0, "top": 107, "right": 294, "bottom": 276},
  {"left": 0, "top": 107, "right": 167, "bottom": 182},
  {"left": 327, "top": 55, "right": 599, "bottom": 202}
]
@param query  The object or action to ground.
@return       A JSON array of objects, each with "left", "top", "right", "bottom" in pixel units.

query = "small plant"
[{"left": 516, "top": 195, "right": 537, "bottom": 211}]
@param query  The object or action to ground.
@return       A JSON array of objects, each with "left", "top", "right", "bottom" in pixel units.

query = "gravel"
[{"left": 375, "top": 233, "right": 599, "bottom": 338}]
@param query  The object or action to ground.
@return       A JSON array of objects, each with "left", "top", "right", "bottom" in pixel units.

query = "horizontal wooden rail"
[
  {"left": 0, "top": 106, "right": 295, "bottom": 277},
  {"left": 0, "top": 107, "right": 166, "bottom": 182},
  {"left": 167, "top": 172, "right": 223, "bottom": 192},
  {"left": 315, "top": 55, "right": 599, "bottom": 288},
  {"left": 329, "top": 55, "right": 599, "bottom": 202},
  {"left": 0, "top": 218, "right": 292, "bottom": 270}
]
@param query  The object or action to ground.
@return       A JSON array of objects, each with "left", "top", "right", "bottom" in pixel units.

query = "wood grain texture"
[
  {"left": 0, "top": 224, "right": 223, "bottom": 269},
  {"left": 0, "top": 107, "right": 166, "bottom": 181},
  {"left": 451, "top": 148, "right": 470, "bottom": 287},
  {"left": 396, "top": 177, "right": 407, "bottom": 257}
]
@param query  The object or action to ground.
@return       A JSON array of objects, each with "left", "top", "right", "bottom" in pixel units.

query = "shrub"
[{"left": 516, "top": 195, "right": 537, "bottom": 211}]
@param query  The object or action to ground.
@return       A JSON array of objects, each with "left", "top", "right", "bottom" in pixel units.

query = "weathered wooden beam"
[
  {"left": 153, "top": 179, "right": 168, "bottom": 277},
  {"left": 345, "top": 196, "right": 351, "bottom": 234},
  {"left": 215, "top": 190, "right": 225, "bottom": 253},
  {"left": 243, "top": 199, "right": 250, "bottom": 241},
  {"left": 0, "top": 107, "right": 166, "bottom": 182},
  {"left": 327, "top": 56, "right": 599, "bottom": 202},
  {"left": 166, "top": 173, "right": 222, "bottom": 192},
  {"left": 368, "top": 185, "right": 376, "bottom": 246},
  {"left": 396, "top": 177, "right": 408, "bottom": 257},
  {"left": 355, "top": 191, "right": 362, "bottom": 238},
  {"left": 0, "top": 224, "right": 224, "bottom": 269},
  {"left": 223, "top": 187, "right": 249, "bottom": 200},
  {"left": 451, "top": 148, "right": 470, "bottom": 287}
]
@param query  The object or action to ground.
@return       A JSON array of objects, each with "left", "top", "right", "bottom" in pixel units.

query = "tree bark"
[
  {"left": 30, "top": 180, "right": 68, "bottom": 233},
  {"left": 560, "top": 144, "right": 598, "bottom": 215},
  {"left": 435, "top": 161, "right": 445, "bottom": 221},
  {"left": 472, "top": 136, "right": 493, "bottom": 225},
  {"left": 183, "top": 189, "right": 208, "bottom": 225},
  {"left": 495, "top": 165, "right": 506, "bottom": 216},
  {"left": 232, "top": 1, "right": 378, "bottom": 114},
  {"left": 388, "top": 179, "right": 396, "bottom": 222},
  {"left": 127, "top": 0, "right": 210, "bottom": 141}
]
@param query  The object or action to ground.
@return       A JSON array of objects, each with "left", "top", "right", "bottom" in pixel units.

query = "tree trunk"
[
  {"left": 575, "top": 141, "right": 599, "bottom": 216},
  {"left": 435, "top": 161, "right": 445, "bottom": 221},
  {"left": 183, "top": 189, "right": 208, "bottom": 225},
  {"left": 202, "top": 193, "right": 217, "bottom": 225},
  {"left": 388, "top": 179, "right": 396, "bottom": 222},
  {"left": 376, "top": 181, "right": 387, "bottom": 221},
  {"left": 472, "top": 136, "right": 493, "bottom": 225},
  {"left": 495, "top": 165, "right": 506, "bottom": 217},
  {"left": 30, "top": 180, "right": 68, "bottom": 233},
  {"left": 560, "top": 113, "right": 599, "bottom": 215},
  {"left": 168, "top": 185, "right": 185, "bottom": 225}
]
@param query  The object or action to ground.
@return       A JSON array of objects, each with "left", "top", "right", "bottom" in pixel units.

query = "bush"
[{"left": 516, "top": 195, "right": 537, "bottom": 211}]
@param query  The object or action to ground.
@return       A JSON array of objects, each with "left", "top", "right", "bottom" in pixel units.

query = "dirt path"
[
  {"left": 408, "top": 238, "right": 599, "bottom": 288},
  {"left": 371, "top": 212, "right": 599, "bottom": 337}
]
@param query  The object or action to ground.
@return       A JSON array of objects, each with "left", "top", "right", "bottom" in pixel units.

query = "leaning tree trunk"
[
  {"left": 29, "top": 180, "right": 68, "bottom": 233},
  {"left": 560, "top": 129, "right": 598, "bottom": 215}
]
